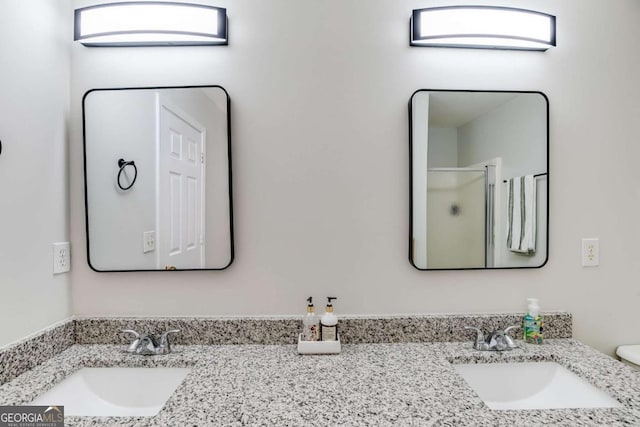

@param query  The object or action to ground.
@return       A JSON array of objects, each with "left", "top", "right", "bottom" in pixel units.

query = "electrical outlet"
[
  {"left": 53, "top": 242, "right": 70, "bottom": 274},
  {"left": 143, "top": 231, "right": 156, "bottom": 253},
  {"left": 581, "top": 238, "right": 599, "bottom": 267}
]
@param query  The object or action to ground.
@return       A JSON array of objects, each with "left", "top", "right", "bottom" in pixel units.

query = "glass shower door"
[{"left": 426, "top": 169, "right": 486, "bottom": 269}]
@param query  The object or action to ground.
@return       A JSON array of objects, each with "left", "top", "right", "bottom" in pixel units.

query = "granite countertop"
[{"left": 1, "top": 339, "right": 639, "bottom": 426}]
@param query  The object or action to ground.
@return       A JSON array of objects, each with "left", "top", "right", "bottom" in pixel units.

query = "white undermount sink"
[
  {"left": 453, "top": 362, "right": 622, "bottom": 410},
  {"left": 30, "top": 367, "right": 191, "bottom": 416}
]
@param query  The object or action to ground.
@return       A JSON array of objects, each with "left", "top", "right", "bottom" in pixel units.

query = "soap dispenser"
[
  {"left": 320, "top": 297, "right": 338, "bottom": 341},
  {"left": 523, "top": 298, "right": 544, "bottom": 344},
  {"left": 302, "top": 297, "right": 319, "bottom": 341}
]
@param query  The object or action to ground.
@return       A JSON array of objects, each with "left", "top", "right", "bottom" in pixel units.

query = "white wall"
[
  {"left": 85, "top": 90, "right": 157, "bottom": 270},
  {"left": 0, "top": 0, "right": 71, "bottom": 347},
  {"left": 458, "top": 95, "right": 547, "bottom": 179},
  {"left": 427, "top": 127, "right": 458, "bottom": 168},
  {"left": 69, "top": 0, "right": 640, "bottom": 355},
  {"left": 411, "top": 93, "right": 429, "bottom": 267}
]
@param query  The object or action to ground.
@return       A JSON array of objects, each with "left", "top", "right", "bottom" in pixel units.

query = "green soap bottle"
[{"left": 523, "top": 298, "right": 544, "bottom": 344}]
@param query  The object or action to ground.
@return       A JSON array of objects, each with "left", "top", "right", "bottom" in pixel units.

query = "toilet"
[{"left": 616, "top": 345, "right": 640, "bottom": 369}]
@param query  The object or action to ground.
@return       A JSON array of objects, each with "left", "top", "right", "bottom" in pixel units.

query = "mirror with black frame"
[
  {"left": 83, "top": 86, "right": 233, "bottom": 271},
  {"left": 409, "top": 90, "right": 548, "bottom": 270}
]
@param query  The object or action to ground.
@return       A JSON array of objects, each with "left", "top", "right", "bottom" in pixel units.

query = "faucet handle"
[
  {"left": 503, "top": 325, "right": 519, "bottom": 335},
  {"left": 464, "top": 326, "right": 484, "bottom": 337},
  {"left": 464, "top": 326, "right": 488, "bottom": 350},
  {"left": 502, "top": 325, "right": 519, "bottom": 349},
  {"left": 159, "top": 329, "right": 180, "bottom": 354},
  {"left": 160, "top": 329, "right": 180, "bottom": 342},
  {"left": 122, "top": 329, "right": 141, "bottom": 353}
]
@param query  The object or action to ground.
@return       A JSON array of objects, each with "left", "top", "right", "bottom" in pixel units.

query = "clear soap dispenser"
[
  {"left": 320, "top": 297, "right": 338, "bottom": 341},
  {"left": 302, "top": 297, "right": 319, "bottom": 341}
]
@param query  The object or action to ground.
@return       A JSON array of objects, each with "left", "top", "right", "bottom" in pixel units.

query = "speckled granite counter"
[
  {"left": 1, "top": 340, "right": 639, "bottom": 426},
  {"left": 0, "top": 312, "right": 573, "bottom": 385}
]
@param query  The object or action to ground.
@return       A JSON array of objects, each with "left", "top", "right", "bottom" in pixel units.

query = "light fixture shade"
[
  {"left": 74, "top": 2, "right": 227, "bottom": 47},
  {"left": 410, "top": 6, "right": 555, "bottom": 51}
]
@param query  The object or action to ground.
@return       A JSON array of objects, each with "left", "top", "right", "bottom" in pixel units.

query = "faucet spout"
[
  {"left": 136, "top": 335, "right": 159, "bottom": 355},
  {"left": 465, "top": 326, "right": 518, "bottom": 351},
  {"left": 122, "top": 329, "right": 180, "bottom": 356}
]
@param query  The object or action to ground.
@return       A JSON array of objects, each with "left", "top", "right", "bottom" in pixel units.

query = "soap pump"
[
  {"left": 523, "top": 298, "right": 543, "bottom": 344},
  {"left": 320, "top": 297, "right": 338, "bottom": 341},
  {"left": 302, "top": 297, "right": 319, "bottom": 341}
]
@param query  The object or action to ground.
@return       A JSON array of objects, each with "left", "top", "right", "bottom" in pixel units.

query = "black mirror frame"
[
  {"left": 82, "top": 85, "right": 234, "bottom": 272},
  {"left": 408, "top": 89, "right": 549, "bottom": 271}
]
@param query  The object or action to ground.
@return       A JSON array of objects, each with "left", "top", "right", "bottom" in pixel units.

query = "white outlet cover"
[
  {"left": 143, "top": 231, "right": 156, "bottom": 253},
  {"left": 581, "top": 238, "right": 599, "bottom": 267},
  {"left": 53, "top": 242, "right": 70, "bottom": 274}
]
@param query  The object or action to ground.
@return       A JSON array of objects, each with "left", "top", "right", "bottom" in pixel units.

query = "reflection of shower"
[{"left": 426, "top": 167, "right": 496, "bottom": 269}]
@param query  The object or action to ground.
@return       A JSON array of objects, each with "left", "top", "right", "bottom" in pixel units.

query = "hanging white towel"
[{"left": 507, "top": 175, "right": 537, "bottom": 254}]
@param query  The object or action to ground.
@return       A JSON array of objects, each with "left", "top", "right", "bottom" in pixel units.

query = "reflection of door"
[{"left": 158, "top": 101, "right": 206, "bottom": 269}]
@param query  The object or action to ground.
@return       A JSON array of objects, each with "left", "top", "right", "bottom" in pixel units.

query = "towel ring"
[{"left": 117, "top": 158, "right": 137, "bottom": 191}]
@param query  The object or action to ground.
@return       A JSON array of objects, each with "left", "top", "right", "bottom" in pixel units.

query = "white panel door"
[{"left": 158, "top": 103, "right": 205, "bottom": 269}]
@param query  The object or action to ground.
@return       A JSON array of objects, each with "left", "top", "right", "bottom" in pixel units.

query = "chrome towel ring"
[{"left": 117, "top": 158, "right": 137, "bottom": 191}]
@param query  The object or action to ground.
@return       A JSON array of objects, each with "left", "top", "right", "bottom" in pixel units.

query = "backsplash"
[
  {"left": 0, "top": 320, "right": 74, "bottom": 385},
  {"left": 339, "top": 312, "right": 572, "bottom": 344},
  {"left": 0, "top": 312, "right": 571, "bottom": 385},
  {"left": 75, "top": 317, "right": 300, "bottom": 346},
  {"left": 74, "top": 312, "right": 572, "bottom": 345}
]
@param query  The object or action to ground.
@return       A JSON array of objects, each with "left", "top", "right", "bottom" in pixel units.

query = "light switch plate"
[
  {"left": 143, "top": 231, "right": 156, "bottom": 253},
  {"left": 581, "top": 238, "right": 599, "bottom": 267},
  {"left": 53, "top": 242, "right": 70, "bottom": 274}
]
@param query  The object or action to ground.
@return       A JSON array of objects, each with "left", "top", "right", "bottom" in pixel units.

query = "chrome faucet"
[
  {"left": 464, "top": 326, "right": 518, "bottom": 351},
  {"left": 122, "top": 329, "right": 180, "bottom": 355}
]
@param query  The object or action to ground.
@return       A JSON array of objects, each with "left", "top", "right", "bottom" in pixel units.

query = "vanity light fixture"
[
  {"left": 74, "top": 2, "right": 228, "bottom": 47},
  {"left": 410, "top": 6, "right": 556, "bottom": 51}
]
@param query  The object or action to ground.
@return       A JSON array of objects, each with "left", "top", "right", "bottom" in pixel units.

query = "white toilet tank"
[{"left": 616, "top": 345, "right": 640, "bottom": 369}]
